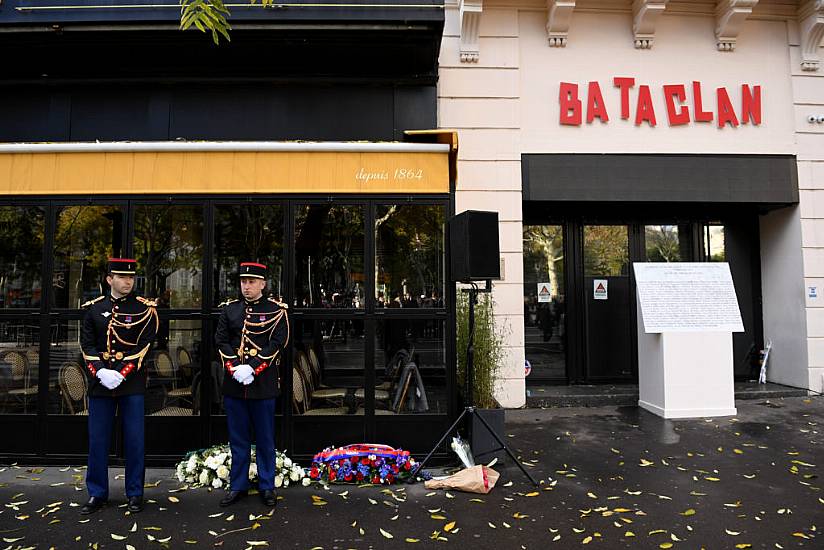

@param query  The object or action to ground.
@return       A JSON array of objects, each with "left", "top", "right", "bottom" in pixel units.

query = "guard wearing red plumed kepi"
[
  {"left": 215, "top": 262, "right": 289, "bottom": 508},
  {"left": 79, "top": 258, "right": 159, "bottom": 515}
]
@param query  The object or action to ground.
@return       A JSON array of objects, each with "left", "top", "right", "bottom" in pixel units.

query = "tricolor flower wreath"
[
  {"left": 175, "top": 444, "right": 309, "bottom": 489},
  {"left": 308, "top": 444, "right": 431, "bottom": 485}
]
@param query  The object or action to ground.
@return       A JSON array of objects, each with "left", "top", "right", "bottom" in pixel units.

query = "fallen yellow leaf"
[{"left": 380, "top": 528, "right": 394, "bottom": 539}]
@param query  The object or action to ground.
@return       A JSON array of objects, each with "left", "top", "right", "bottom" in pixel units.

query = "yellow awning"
[{"left": 0, "top": 141, "right": 452, "bottom": 195}]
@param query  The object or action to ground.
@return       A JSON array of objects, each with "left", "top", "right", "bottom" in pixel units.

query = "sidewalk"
[{"left": 1, "top": 396, "right": 821, "bottom": 549}]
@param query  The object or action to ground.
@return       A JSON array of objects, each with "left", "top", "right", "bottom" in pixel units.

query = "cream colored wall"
[
  {"left": 439, "top": 0, "right": 811, "bottom": 407},
  {"left": 791, "top": 21, "right": 824, "bottom": 394}
]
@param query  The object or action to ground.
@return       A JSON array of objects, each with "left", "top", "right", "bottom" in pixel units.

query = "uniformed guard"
[
  {"left": 215, "top": 262, "right": 289, "bottom": 508},
  {"left": 79, "top": 258, "right": 159, "bottom": 515}
]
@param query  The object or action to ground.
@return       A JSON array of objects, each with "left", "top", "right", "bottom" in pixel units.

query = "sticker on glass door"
[{"left": 593, "top": 279, "right": 608, "bottom": 300}]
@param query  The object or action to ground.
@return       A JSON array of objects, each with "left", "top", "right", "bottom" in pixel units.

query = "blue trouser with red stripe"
[
  {"left": 86, "top": 394, "right": 145, "bottom": 499},
  {"left": 224, "top": 396, "right": 276, "bottom": 491}
]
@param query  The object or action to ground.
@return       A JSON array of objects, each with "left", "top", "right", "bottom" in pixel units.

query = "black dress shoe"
[
  {"left": 127, "top": 495, "right": 144, "bottom": 513},
  {"left": 80, "top": 496, "right": 107, "bottom": 515},
  {"left": 219, "top": 490, "right": 247, "bottom": 507},
  {"left": 261, "top": 490, "right": 278, "bottom": 507}
]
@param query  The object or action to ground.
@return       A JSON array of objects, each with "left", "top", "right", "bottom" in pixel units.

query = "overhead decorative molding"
[
  {"left": 632, "top": 0, "right": 669, "bottom": 49},
  {"left": 546, "top": 0, "right": 576, "bottom": 47},
  {"left": 459, "top": 0, "right": 483, "bottom": 63},
  {"left": 715, "top": 0, "right": 758, "bottom": 51},
  {"left": 799, "top": 0, "right": 824, "bottom": 71}
]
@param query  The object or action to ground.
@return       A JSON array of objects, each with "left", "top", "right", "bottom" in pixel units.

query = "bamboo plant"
[{"left": 455, "top": 290, "right": 504, "bottom": 409}]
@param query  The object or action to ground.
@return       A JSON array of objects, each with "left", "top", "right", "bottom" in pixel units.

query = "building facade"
[
  {"left": 0, "top": 0, "right": 459, "bottom": 463},
  {"left": 440, "top": 0, "right": 824, "bottom": 407}
]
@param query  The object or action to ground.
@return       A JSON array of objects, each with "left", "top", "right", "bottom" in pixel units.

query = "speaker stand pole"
[{"left": 411, "top": 281, "right": 538, "bottom": 487}]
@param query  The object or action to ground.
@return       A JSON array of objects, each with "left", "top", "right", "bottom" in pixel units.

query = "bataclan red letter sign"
[{"left": 558, "top": 78, "right": 762, "bottom": 129}]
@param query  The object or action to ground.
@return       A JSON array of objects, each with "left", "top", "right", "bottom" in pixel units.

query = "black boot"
[
  {"left": 261, "top": 489, "right": 278, "bottom": 507},
  {"left": 127, "top": 495, "right": 144, "bottom": 513},
  {"left": 219, "top": 490, "right": 247, "bottom": 507},
  {"left": 80, "top": 496, "right": 107, "bottom": 515}
]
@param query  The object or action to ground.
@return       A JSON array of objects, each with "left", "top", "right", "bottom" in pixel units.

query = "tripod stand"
[{"left": 412, "top": 281, "right": 538, "bottom": 486}]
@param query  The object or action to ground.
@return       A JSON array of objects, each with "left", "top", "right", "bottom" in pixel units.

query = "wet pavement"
[{"left": 0, "top": 396, "right": 821, "bottom": 549}]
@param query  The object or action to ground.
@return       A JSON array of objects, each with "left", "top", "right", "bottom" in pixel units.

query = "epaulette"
[
  {"left": 268, "top": 297, "right": 288, "bottom": 309},
  {"left": 136, "top": 296, "right": 158, "bottom": 307},
  {"left": 218, "top": 298, "right": 239, "bottom": 308},
  {"left": 81, "top": 295, "right": 105, "bottom": 309}
]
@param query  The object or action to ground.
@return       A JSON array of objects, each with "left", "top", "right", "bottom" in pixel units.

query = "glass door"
[
  {"left": 522, "top": 225, "right": 566, "bottom": 382},
  {"left": 582, "top": 225, "right": 633, "bottom": 380}
]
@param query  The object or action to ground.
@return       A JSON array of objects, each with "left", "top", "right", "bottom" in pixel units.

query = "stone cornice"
[
  {"left": 715, "top": 0, "right": 759, "bottom": 51},
  {"left": 460, "top": 0, "right": 483, "bottom": 62},
  {"left": 632, "top": 0, "right": 669, "bottom": 49},
  {"left": 546, "top": 0, "right": 576, "bottom": 47},
  {"left": 799, "top": 0, "right": 824, "bottom": 71}
]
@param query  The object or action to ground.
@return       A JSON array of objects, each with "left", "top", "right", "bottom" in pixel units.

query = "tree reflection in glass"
[
  {"left": 0, "top": 206, "right": 45, "bottom": 309},
  {"left": 375, "top": 205, "right": 444, "bottom": 308},
  {"left": 213, "top": 205, "right": 283, "bottom": 306},
  {"left": 133, "top": 205, "right": 203, "bottom": 308},
  {"left": 52, "top": 206, "right": 122, "bottom": 309},
  {"left": 295, "top": 205, "right": 364, "bottom": 308}
]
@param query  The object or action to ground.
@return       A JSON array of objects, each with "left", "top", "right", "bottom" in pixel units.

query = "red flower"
[
  {"left": 404, "top": 463, "right": 411, "bottom": 470},
  {"left": 329, "top": 470, "right": 336, "bottom": 481},
  {"left": 361, "top": 458, "right": 369, "bottom": 465},
  {"left": 310, "top": 467, "right": 319, "bottom": 479},
  {"left": 357, "top": 473, "right": 364, "bottom": 481},
  {"left": 372, "top": 476, "right": 380, "bottom": 484},
  {"left": 345, "top": 474, "right": 353, "bottom": 481},
  {"left": 386, "top": 474, "right": 394, "bottom": 483},
  {"left": 392, "top": 465, "right": 399, "bottom": 473},
  {"left": 350, "top": 457, "right": 359, "bottom": 463}
]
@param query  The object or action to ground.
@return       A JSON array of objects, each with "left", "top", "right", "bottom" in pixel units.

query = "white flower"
[
  {"left": 199, "top": 470, "right": 210, "bottom": 486},
  {"left": 276, "top": 457, "right": 283, "bottom": 469},
  {"left": 204, "top": 456, "right": 218, "bottom": 470},
  {"left": 176, "top": 471, "right": 185, "bottom": 482},
  {"left": 248, "top": 463, "right": 258, "bottom": 480},
  {"left": 216, "top": 453, "right": 229, "bottom": 465},
  {"left": 275, "top": 475, "right": 283, "bottom": 488},
  {"left": 284, "top": 478, "right": 290, "bottom": 487},
  {"left": 301, "top": 477, "right": 311, "bottom": 487},
  {"left": 289, "top": 470, "right": 300, "bottom": 482},
  {"left": 284, "top": 457, "right": 292, "bottom": 468},
  {"left": 212, "top": 477, "right": 223, "bottom": 489},
  {"left": 217, "top": 465, "right": 230, "bottom": 480},
  {"left": 185, "top": 475, "right": 194, "bottom": 483},
  {"left": 186, "top": 457, "right": 197, "bottom": 473}
]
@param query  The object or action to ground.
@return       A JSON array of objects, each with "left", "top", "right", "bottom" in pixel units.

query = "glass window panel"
[
  {"left": 53, "top": 205, "right": 122, "bottom": 309},
  {"left": 375, "top": 319, "right": 446, "bottom": 414},
  {"left": 295, "top": 205, "right": 364, "bottom": 308},
  {"left": 48, "top": 319, "right": 86, "bottom": 415},
  {"left": 375, "top": 205, "right": 445, "bottom": 308},
  {"left": 146, "top": 319, "right": 201, "bottom": 416},
  {"left": 704, "top": 225, "right": 726, "bottom": 262},
  {"left": 0, "top": 206, "right": 45, "bottom": 309},
  {"left": 134, "top": 205, "right": 203, "bottom": 309},
  {"left": 583, "top": 225, "right": 629, "bottom": 277},
  {"left": 522, "top": 225, "right": 566, "bottom": 380},
  {"left": 0, "top": 319, "right": 40, "bottom": 414},
  {"left": 213, "top": 205, "right": 284, "bottom": 307},
  {"left": 645, "top": 224, "right": 691, "bottom": 262},
  {"left": 292, "top": 319, "right": 364, "bottom": 416}
]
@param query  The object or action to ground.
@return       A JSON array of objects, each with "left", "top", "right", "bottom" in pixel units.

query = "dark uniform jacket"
[
  {"left": 215, "top": 296, "right": 289, "bottom": 400},
  {"left": 81, "top": 294, "right": 159, "bottom": 397}
]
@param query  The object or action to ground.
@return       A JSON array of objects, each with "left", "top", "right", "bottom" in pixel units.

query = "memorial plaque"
[{"left": 633, "top": 262, "right": 744, "bottom": 333}]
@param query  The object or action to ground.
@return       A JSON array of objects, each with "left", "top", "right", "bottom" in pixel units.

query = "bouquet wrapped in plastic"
[
  {"left": 308, "top": 444, "right": 429, "bottom": 485},
  {"left": 424, "top": 465, "right": 500, "bottom": 494}
]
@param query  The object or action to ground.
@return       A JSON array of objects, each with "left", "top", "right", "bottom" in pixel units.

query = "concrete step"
[{"left": 525, "top": 382, "right": 808, "bottom": 408}]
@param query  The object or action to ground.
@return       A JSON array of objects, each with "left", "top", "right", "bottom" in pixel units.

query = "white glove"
[
  {"left": 241, "top": 374, "right": 255, "bottom": 386},
  {"left": 97, "top": 369, "right": 124, "bottom": 390},
  {"left": 233, "top": 364, "right": 254, "bottom": 384}
]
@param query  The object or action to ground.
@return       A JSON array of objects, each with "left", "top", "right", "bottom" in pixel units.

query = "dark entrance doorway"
[{"left": 523, "top": 207, "right": 764, "bottom": 385}]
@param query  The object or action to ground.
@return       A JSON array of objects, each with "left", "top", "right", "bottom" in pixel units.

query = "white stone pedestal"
[{"left": 636, "top": 297, "right": 737, "bottom": 419}]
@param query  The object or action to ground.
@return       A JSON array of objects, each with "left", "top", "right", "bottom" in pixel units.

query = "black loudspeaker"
[{"left": 448, "top": 210, "right": 500, "bottom": 282}]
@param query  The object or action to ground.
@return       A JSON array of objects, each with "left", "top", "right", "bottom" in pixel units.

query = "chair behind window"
[{"left": 58, "top": 361, "right": 88, "bottom": 415}]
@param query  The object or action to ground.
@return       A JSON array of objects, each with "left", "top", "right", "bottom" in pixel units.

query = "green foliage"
[
  {"left": 455, "top": 290, "right": 504, "bottom": 409},
  {"left": 179, "top": 0, "right": 279, "bottom": 44}
]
